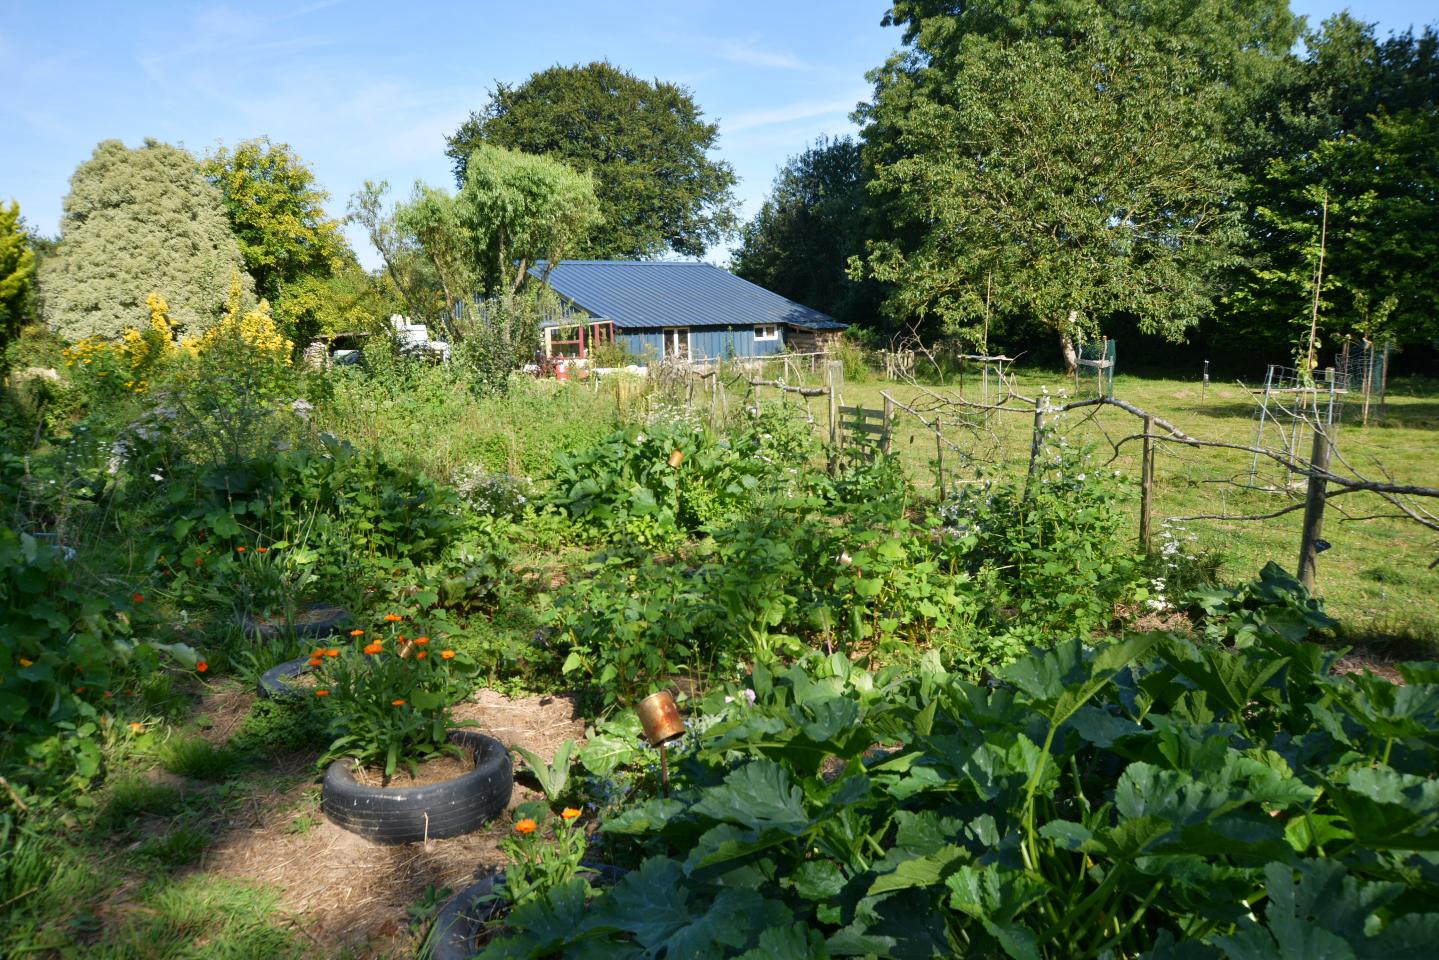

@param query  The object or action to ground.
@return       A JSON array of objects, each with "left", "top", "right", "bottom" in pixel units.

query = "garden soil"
[{"left": 166, "top": 684, "right": 587, "bottom": 957}]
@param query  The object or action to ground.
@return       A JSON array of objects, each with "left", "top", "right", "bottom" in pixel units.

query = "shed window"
[{"left": 755, "top": 324, "right": 780, "bottom": 342}]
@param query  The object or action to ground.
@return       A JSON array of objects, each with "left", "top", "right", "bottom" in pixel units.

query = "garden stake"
[{"left": 636, "top": 690, "right": 685, "bottom": 799}]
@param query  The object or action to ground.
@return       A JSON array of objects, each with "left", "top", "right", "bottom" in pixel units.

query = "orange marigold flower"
[
  {"left": 129, "top": 721, "right": 144, "bottom": 732},
  {"left": 315, "top": 689, "right": 330, "bottom": 697},
  {"left": 414, "top": 636, "right": 429, "bottom": 646},
  {"left": 132, "top": 592, "right": 144, "bottom": 603},
  {"left": 236, "top": 546, "right": 247, "bottom": 553},
  {"left": 384, "top": 613, "right": 403, "bottom": 622},
  {"left": 195, "top": 661, "right": 208, "bottom": 673},
  {"left": 18, "top": 657, "right": 34, "bottom": 668},
  {"left": 561, "top": 807, "right": 582, "bottom": 821},
  {"left": 391, "top": 699, "right": 406, "bottom": 707},
  {"left": 255, "top": 547, "right": 269, "bottom": 554},
  {"left": 307, "top": 657, "right": 323, "bottom": 667},
  {"left": 440, "top": 650, "right": 455, "bottom": 660},
  {"left": 416, "top": 651, "right": 427, "bottom": 659},
  {"left": 349, "top": 628, "right": 364, "bottom": 637},
  {"left": 326, "top": 648, "right": 339, "bottom": 657},
  {"left": 363, "top": 642, "right": 383, "bottom": 655},
  {"left": 514, "top": 818, "right": 537, "bottom": 834}
]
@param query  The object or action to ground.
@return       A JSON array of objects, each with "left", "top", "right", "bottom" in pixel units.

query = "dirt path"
[{"left": 187, "top": 685, "right": 586, "bottom": 957}]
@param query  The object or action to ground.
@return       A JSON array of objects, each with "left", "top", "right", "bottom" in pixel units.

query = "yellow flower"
[{"left": 561, "top": 807, "right": 582, "bottom": 821}]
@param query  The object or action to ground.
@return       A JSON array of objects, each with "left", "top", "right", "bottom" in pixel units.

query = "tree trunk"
[{"left": 1059, "top": 314, "right": 1079, "bottom": 376}]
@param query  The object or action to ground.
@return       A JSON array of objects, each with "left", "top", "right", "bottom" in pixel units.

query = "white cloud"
[
  {"left": 716, "top": 38, "right": 813, "bottom": 71},
  {"left": 724, "top": 95, "right": 863, "bottom": 132}
]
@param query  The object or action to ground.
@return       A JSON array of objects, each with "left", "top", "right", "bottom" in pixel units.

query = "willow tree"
[
  {"left": 858, "top": 33, "right": 1243, "bottom": 368},
  {"left": 42, "top": 139, "right": 254, "bottom": 341}
]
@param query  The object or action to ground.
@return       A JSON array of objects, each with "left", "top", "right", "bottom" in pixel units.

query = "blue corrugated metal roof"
[{"left": 530, "top": 261, "right": 847, "bottom": 331}]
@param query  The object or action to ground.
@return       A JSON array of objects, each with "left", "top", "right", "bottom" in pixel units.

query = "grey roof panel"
[{"left": 531, "top": 261, "right": 847, "bottom": 331}]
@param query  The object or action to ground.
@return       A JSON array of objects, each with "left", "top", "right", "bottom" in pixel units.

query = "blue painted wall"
[{"left": 616, "top": 324, "right": 785, "bottom": 361}]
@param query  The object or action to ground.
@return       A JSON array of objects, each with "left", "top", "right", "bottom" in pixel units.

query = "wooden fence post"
[
  {"left": 1139, "top": 415, "right": 1155, "bottom": 551},
  {"left": 1026, "top": 398, "right": 1046, "bottom": 479},
  {"left": 826, "top": 360, "right": 843, "bottom": 473},
  {"left": 881, "top": 394, "right": 894, "bottom": 455},
  {"left": 1297, "top": 426, "right": 1333, "bottom": 591},
  {"left": 934, "top": 428, "right": 945, "bottom": 501}
]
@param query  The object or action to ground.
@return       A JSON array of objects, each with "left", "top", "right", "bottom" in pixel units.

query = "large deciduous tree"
[
  {"left": 446, "top": 61, "right": 736, "bottom": 259},
  {"left": 731, "top": 136, "right": 879, "bottom": 326},
  {"left": 201, "top": 138, "right": 348, "bottom": 304},
  {"left": 0, "top": 201, "right": 36, "bottom": 350},
  {"left": 1222, "top": 16, "right": 1439, "bottom": 359},
  {"left": 858, "top": 33, "right": 1243, "bottom": 365},
  {"left": 41, "top": 139, "right": 254, "bottom": 341}
]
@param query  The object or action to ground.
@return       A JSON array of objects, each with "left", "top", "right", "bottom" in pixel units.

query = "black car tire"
[{"left": 321, "top": 730, "right": 512, "bottom": 844}]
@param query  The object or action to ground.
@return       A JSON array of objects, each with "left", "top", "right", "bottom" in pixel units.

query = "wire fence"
[{"left": 652, "top": 357, "right": 1439, "bottom": 589}]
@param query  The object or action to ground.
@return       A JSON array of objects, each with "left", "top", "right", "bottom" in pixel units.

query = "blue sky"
[{"left": 2, "top": 1, "right": 1434, "bottom": 270}]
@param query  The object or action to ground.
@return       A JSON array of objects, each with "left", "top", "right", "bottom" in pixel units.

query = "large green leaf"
[{"left": 690, "top": 759, "right": 811, "bottom": 833}]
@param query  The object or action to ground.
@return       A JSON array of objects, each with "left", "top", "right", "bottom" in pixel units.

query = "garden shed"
[{"left": 531, "top": 260, "right": 846, "bottom": 361}]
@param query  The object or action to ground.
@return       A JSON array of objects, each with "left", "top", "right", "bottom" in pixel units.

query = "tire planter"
[
  {"left": 321, "top": 730, "right": 512, "bottom": 844},
  {"left": 428, "top": 863, "right": 625, "bottom": 960},
  {"left": 241, "top": 603, "right": 350, "bottom": 640},
  {"left": 256, "top": 657, "right": 313, "bottom": 702}
]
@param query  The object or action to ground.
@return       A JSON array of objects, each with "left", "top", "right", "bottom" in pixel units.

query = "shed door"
[{"left": 663, "top": 328, "right": 690, "bottom": 360}]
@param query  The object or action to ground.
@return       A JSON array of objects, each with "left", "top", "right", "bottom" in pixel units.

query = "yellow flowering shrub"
[{"left": 60, "top": 278, "right": 293, "bottom": 398}]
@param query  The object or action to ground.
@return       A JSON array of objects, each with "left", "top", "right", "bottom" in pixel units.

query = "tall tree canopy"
[
  {"left": 731, "top": 136, "right": 878, "bottom": 326},
  {"left": 858, "top": 31, "right": 1243, "bottom": 361},
  {"left": 201, "top": 137, "right": 348, "bottom": 304},
  {"left": 446, "top": 61, "right": 737, "bottom": 259},
  {"left": 1223, "top": 16, "right": 1439, "bottom": 357},
  {"left": 41, "top": 139, "right": 254, "bottom": 341},
  {"left": 386, "top": 146, "right": 599, "bottom": 319},
  {"left": 0, "top": 201, "right": 36, "bottom": 350}
]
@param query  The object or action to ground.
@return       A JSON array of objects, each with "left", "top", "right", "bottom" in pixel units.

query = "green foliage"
[
  {"left": 859, "top": 30, "right": 1242, "bottom": 349},
  {"left": 446, "top": 60, "right": 738, "bottom": 259},
  {"left": 311, "top": 623, "right": 479, "bottom": 780},
  {"left": 494, "top": 801, "right": 594, "bottom": 912},
  {"left": 486, "top": 624, "right": 1439, "bottom": 957},
  {"left": 0, "top": 200, "right": 36, "bottom": 352},
  {"left": 1189, "top": 560, "right": 1338, "bottom": 647},
  {"left": 731, "top": 137, "right": 878, "bottom": 326},
  {"left": 155, "top": 733, "right": 241, "bottom": 781},
  {"left": 514, "top": 740, "right": 575, "bottom": 803},
  {"left": 1, "top": 526, "right": 200, "bottom": 794},
  {"left": 938, "top": 432, "right": 1144, "bottom": 647},
  {"left": 546, "top": 422, "right": 767, "bottom": 548},
  {"left": 231, "top": 696, "right": 327, "bottom": 754},
  {"left": 200, "top": 137, "right": 349, "bottom": 306},
  {"left": 457, "top": 144, "right": 602, "bottom": 298},
  {"left": 41, "top": 139, "right": 255, "bottom": 341}
]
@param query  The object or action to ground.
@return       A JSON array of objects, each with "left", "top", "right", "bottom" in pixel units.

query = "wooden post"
[
  {"left": 1026, "top": 398, "right": 1046, "bottom": 479},
  {"left": 934, "top": 427, "right": 945, "bottom": 501},
  {"left": 1297, "top": 426, "right": 1333, "bottom": 591},
  {"left": 881, "top": 394, "right": 894, "bottom": 455},
  {"left": 1139, "top": 415, "right": 1155, "bottom": 551},
  {"left": 826, "top": 360, "right": 842, "bottom": 473}
]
